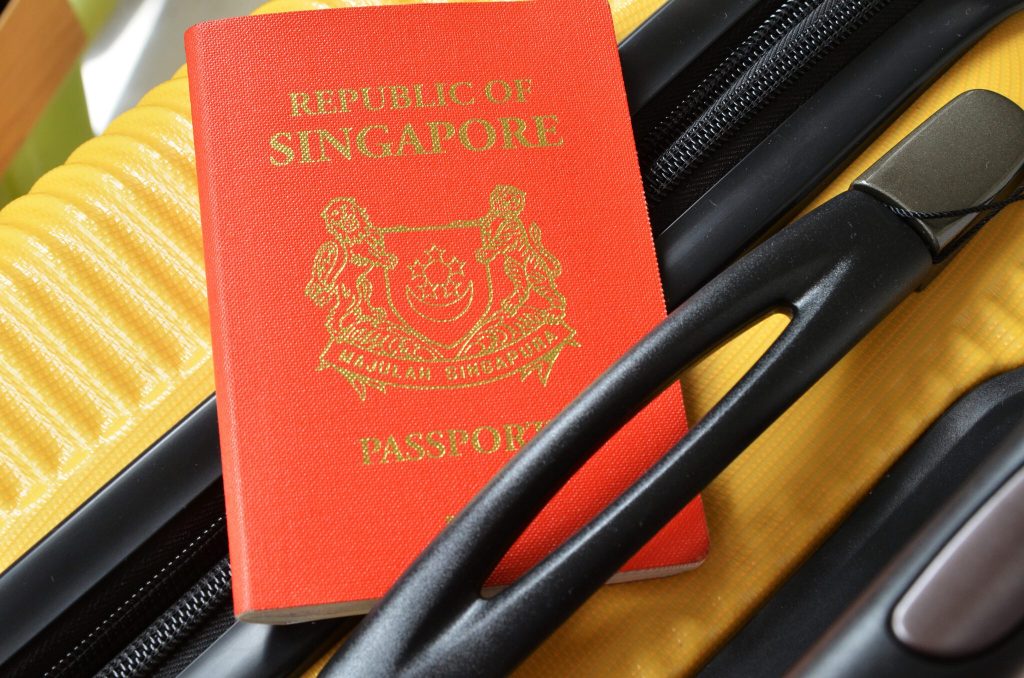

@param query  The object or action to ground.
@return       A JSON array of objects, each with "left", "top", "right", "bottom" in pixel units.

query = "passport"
[{"left": 185, "top": 0, "right": 708, "bottom": 623}]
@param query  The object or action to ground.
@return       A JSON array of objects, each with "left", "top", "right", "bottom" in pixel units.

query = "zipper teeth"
[
  {"left": 642, "top": 0, "right": 819, "bottom": 158},
  {"left": 643, "top": 0, "right": 890, "bottom": 204},
  {"left": 97, "top": 558, "right": 232, "bottom": 678},
  {"left": 42, "top": 517, "right": 226, "bottom": 678}
]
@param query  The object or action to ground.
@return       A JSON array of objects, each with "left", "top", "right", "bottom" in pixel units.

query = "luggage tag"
[{"left": 324, "top": 89, "right": 1024, "bottom": 677}]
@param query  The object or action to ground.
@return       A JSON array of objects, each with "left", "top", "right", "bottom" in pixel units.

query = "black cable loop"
[
  {"left": 888, "top": 185, "right": 1024, "bottom": 221},
  {"left": 886, "top": 183, "right": 1024, "bottom": 262}
]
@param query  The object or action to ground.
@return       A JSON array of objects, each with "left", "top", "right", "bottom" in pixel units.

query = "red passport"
[{"left": 186, "top": 0, "right": 708, "bottom": 623}]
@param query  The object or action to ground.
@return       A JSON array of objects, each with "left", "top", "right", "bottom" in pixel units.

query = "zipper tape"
[{"left": 643, "top": 0, "right": 885, "bottom": 202}]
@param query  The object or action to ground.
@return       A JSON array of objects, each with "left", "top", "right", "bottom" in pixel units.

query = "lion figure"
[
  {"left": 304, "top": 197, "right": 397, "bottom": 333},
  {"left": 476, "top": 185, "right": 566, "bottom": 322}
]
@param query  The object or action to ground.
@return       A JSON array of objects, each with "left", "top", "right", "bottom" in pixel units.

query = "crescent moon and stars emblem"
[{"left": 405, "top": 244, "right": 475, "bottom": 323}]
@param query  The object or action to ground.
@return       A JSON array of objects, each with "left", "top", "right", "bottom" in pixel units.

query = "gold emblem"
[{"left": 304, "top": 185, "right": 578, "bottom": 399}]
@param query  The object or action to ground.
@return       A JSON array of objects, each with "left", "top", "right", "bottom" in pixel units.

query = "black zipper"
[
  {"left": 640, "top": 0, "right": 820, "bottom": 181},
  {"left": 635, "top": 0, "right": 929, "bottom": 236},
  {"left": 641, "top": 0, "right": 890, "bottom": 203},
  {"left": 96, "top": 558, "right": 232, "bottom": 678},
  {"left": 42, "top": 518, "right": 224, "bottom": 676},
  {"left": 1, "top": 473, "right": 231, "bottom": 678}
]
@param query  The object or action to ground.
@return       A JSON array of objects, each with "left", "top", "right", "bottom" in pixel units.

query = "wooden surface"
[{"left": 0, "top": 0, "right": 84, "bottom": 173}]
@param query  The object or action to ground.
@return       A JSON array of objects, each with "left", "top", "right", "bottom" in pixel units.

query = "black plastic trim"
[
  {"left": 0, "top": 397, "right": 221, "bottom": 667},
  {"left": 791, "top": 408, "right": 1024, "bottom": 676},
  {"left": 699, "top": 367, "right": 1024, "bottom": 677},
  {"left": 179, "top": 616, "right": 355, "bottom": 678}
]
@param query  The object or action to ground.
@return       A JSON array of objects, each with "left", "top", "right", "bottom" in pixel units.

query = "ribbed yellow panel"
[
  {"left": 606, "top": 0, "right": 669, "bottom": 40},
  {"left": 1, "top": 0, "right": 1022, "bottom": 676},
  {"left": 0, "top": 75, "right": 215, "bottom": 562}
]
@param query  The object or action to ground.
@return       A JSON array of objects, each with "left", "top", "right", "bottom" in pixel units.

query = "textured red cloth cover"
[{"left": 186, "top": 0, "right": 707, "bottom": 621}]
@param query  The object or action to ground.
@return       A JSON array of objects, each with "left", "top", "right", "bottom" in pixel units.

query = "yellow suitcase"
[{"left": 1, "top": 1, "right": 1023, "bottom": 675}]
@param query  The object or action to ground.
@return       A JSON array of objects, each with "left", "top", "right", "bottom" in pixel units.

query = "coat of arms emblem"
[{"left": 304, "top": 185, "right": 578, "bottom": 399}]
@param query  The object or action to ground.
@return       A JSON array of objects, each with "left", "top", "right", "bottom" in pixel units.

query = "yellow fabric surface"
[{"left": 0, "top": 0, "right": 1021, "bottom": 675}]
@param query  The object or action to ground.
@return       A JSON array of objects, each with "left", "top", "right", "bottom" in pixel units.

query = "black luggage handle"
[
  {"left": 325, "top": 90, "right": 1024, "bottom": 677},
  {"left": 327, "top": 191, "right": 930, "bottom": 677}
]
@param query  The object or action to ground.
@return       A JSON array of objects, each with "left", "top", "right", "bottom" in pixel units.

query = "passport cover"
[{"left": 185, "top": 0, "right": 708, "bottom": 622}]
